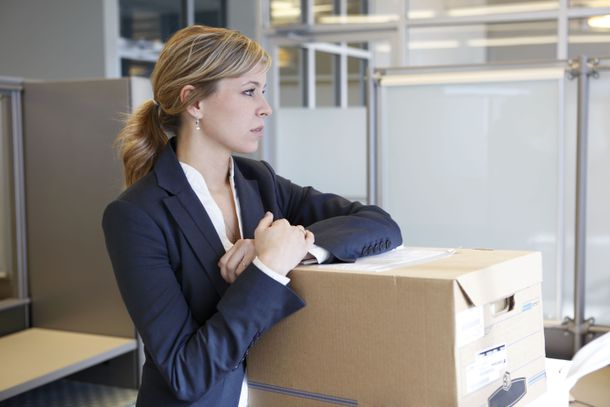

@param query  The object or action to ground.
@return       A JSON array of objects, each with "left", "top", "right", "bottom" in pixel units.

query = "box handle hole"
[{"left": 491, "top": 295, "right": 515, "bottom": 316}]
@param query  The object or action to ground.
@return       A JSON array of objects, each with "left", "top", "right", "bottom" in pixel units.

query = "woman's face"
[{"left": 199, "top": 63, "right": 272, "bottom": 155}]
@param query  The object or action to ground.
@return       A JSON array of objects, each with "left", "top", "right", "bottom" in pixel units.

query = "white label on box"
[
  {"left": 465, "top": 343, "right": 508, "bottom": 394},
  {"left": 455, "top": 306, "right": 484, "bottom": 347}
]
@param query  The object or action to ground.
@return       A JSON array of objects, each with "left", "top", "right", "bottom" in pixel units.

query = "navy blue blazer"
[{"left": 102, "top": 138, "right": 402, "bottom": 406}]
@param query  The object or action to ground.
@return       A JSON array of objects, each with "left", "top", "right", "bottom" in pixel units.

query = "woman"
[{"left": 103, "top": 25, "right": 402, "bottom": 406}]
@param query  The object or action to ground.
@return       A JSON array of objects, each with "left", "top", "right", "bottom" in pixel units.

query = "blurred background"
[{"left": 1, "top": 0, "right": 609, "bottom": 405}]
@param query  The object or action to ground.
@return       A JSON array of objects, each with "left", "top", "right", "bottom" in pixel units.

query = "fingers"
[
  {"left": 255, "top": 212, "right": 274, "bottom": 236},
  {"left": 304, "top": 229, "right": 315, "bottom": 247},
  {"left": 218, "top": 239, "right": 256, "bottom": 283},
  {"left": 296, "top": 225, "right": 313, "bottom": 243}
]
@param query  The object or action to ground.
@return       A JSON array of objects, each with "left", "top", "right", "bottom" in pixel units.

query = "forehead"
[{"left": 220, "top": 64, "right": 268, "bottom": 88}]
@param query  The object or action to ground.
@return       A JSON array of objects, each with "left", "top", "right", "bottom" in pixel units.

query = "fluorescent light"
[
  {"left": 380, "top": 68, "right": 565, "bottom": 87},
  {"left": 448, "top": 1, "right": 557, "bottom": 17},
  {"left": 573, "top": 0, "right": 610, "bottom": 6},
  {"left": 313, "top": 5, "right": 334, "bottom": 13},
  {"left": 588, "top": 15, "right": 610, "bottom": 29},
  {"left": 272, "top": 9, "right": 300, "bottom": 18},
  {"left": 408, "top": 40, "right": 460, "bottom": 50},
  {"left": 408, "top": 10, "right": 437, "bottom": 19},
  {"left": 374, "top": 43, "right": 391, "bottom": 53},
  {"left": 271, "top": 1, "right": 298, "bottom": 10},
  {"left": 318, "top": 14, "right": 399, "bottom": 24},
  {"left": 569, "top": 34, "right": 610, "bottom": 43},
  {"left": 467, "top": 35, "right": 557, "bottom": 47}
]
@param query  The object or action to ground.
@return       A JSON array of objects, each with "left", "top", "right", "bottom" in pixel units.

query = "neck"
[{"left": 175, "top": 131, "right": 231, "bottom": 192}]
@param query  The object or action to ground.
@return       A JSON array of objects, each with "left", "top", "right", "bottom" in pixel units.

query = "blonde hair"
[{"left": 116, "top": 25, "right": 271, "bottom": 187}]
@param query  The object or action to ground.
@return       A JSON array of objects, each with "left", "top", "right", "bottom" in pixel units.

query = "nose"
[{"left": 258, "top": 96, "right": 272, "bottom": 117}]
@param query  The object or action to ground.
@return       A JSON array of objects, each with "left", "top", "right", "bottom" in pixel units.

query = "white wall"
[
  {"left": 0, "top": 0, "right": 118, "bottom": 80},
  {"left": 275, "top": 107, "right": 367, "bottom": 202}
]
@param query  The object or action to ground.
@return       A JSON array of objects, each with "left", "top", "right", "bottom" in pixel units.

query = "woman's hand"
[
  {"left": 254, "top": 212, "right": 315, "bottom": 276},
  {"left": 218, "top": 239, "right": 256, "bottom": 283}
]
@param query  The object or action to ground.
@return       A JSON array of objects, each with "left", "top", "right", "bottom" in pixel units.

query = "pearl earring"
[{"left": 195, "top": 118, "right": 200, "bottom": 131}]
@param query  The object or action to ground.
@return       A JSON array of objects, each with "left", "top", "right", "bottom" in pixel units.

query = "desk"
[{"left": 0, "top": 328, "right": 136, "bottom": 401}]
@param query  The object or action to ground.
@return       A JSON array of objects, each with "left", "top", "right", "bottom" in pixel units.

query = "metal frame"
[
  {"left": 563, "top": 55, "right": 601, "bottom": 354},
  {"left": 0, "top": 77, "right": 29, "bottom": 324}
]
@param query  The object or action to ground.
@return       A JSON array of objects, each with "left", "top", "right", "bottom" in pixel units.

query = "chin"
[{"left": 234, "top": 143, "right": 259, "bottom": 156}]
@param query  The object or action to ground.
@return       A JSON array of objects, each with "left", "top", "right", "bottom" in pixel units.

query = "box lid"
[
  {"left": 297, "top": 248, "right": 542, "bottom": 306},
  {"left": 394, "top": 249, "right": 542, "bottom": 306}
]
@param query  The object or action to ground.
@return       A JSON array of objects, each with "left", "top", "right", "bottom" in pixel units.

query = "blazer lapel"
[
  {"left": 233, "top": 161, "right": 265, "bottom": 239},
  {"left": 154, "top": 139, "right": 229, "bottom": 296}
]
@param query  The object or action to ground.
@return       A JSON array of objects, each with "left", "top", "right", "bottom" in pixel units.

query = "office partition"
[
  {"left": 0, "top": 77, "right": 152, "bottom": 402},
  {"left": 373, "top": 59, "right": 609, "bottom": 356},
  {"left": 275, "top": 107, "right": 367, "bottom": 203}
]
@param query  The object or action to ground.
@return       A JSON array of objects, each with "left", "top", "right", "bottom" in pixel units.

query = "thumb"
[{"left": 255, "top": 212, "right": 274, "bottom": 233}]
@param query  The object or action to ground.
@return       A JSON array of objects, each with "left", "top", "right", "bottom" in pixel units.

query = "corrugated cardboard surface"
[{"left": 248, "top": 249, "right": 546, "bottom": 407}]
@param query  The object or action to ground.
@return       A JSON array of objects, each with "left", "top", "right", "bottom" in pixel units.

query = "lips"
[{"left": 251, "top": 126, "right": 264, "bottom": 132}]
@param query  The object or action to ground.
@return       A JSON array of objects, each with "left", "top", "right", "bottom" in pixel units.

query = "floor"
[{"left": 0, "top": 379, "right": 137, "bottom": 407}]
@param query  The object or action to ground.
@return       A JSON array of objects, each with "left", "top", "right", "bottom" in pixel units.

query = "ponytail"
[{"left": 116, "top": 100, "right": 168, "bottom": 187}]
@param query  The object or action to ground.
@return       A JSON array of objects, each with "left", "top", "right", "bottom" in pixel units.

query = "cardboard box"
[{"left": 247, "top": 248, "right": 547, "bottom": 407}]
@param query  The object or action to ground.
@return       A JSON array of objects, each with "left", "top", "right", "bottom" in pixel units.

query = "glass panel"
[
  {"left": 194, "top": 0, "right": 226, "bottom": 27},
  {"left": 348, "top": 56, "right": 367, "bottom": 106},
  {"left": 568, "top": 17, "right": 610, "bottom": 59},
  {"left": 347, "top": 0, "right": 366, "bottom": 15},
  {"left": 316, "top": 51, "right": 335, "bottom": 106},
  {"left": 314, "top": 0, "right": 335, "bottom": 23},
  {"left": 279, "top": 47, "right": 303, "bottom": 107},
  {"left": 270, "top": 0, "right": 302, "bottom": 26},
  {"left": 408, "top": 0, "right": 559, "bottom": 20},
  {"left": 408, "top": 21, "right": 557, "bottom": 66},
  {"left": 371, "top": 40, "right": 394, "bottom": 67},
  {"left": 121, "top": 59, "right": 155, "bottom": 78},
  {"left": 584, "top": 61, "right": 610, "bottom": 324},
  {"left": 570, "top": 0, "right": 610, "bottom": 8},
  {"left": 276, "top": 108, "right": 367, "bottom": 201},
  {"left": 0, "top": 93, "right": 15, "bottom": 300},
  {"left": 380, "top": 73, "right": 564, "bottom": 320},
  {"left": 119, "top": 0, "right": 181, "bottom": 42},
  {"left": 119, "top": 0, "right": 182, "bottom": 75},
  {"left": 317, "top": 0, "right": 400, "bottom": 24}
]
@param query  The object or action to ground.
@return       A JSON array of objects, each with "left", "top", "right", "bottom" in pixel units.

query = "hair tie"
[{"left": 152, "top": 99, "right": 160, "bottom": 108}]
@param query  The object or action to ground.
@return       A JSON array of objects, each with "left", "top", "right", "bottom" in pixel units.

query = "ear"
[{"left": 179, "top": 84, "right": 203, "bottom": 119}]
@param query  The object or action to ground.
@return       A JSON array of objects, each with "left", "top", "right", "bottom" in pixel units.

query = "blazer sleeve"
[
  {"left": 102, "top": 199, "right": 304, "bottom": 402},
  {"left": 261, "top": 162, "right": 403, "bottom": 262}
]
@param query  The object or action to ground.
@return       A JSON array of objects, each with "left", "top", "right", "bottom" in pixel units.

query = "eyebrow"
[{"left": 242, "top": 80, "right": 267, "bottom": 88}]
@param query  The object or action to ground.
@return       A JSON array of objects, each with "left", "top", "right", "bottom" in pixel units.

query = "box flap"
[{"left": 456, "top": 251, "right": 542, "bottom": 306}]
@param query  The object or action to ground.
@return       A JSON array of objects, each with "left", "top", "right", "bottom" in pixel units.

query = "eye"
[{"left": 243, "top": 88, "right": 255, "bottom": 96}]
